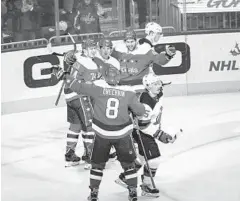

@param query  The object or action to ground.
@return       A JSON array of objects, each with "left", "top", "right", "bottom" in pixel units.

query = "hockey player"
[
  {"left": 64, "top": 39, "right": 100, "bottom": 168},
  {"left": 111, "top": 42, "right": 176, "bottom": 86},
  {"left": 114, "top": 29, "right": 144, "bottom": 54},
  {"left": 95, "top": 38, "right": 120, "bottom": 70},
  {"left": 115, "top": 73, "right": 182, "bottom": 197},
  {"left": 94, "top": 38, "right": 121, "bottom": 160},
  {"left": 60, "top": 66, "right": 148, "bottom": 201},
  {"left": 110, "top": 28, "right": 176, "bottom": 87},
  {"left": 139, "top": 21, "right": 164, "bottom": 49}
]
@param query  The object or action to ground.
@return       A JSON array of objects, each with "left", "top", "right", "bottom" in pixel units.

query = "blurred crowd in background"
[
  {"left": 1, "top": 0, "right": 240, "bottom": 44},
  {"left": 1, "top": 0, "right": 148, "bottom": 43}
]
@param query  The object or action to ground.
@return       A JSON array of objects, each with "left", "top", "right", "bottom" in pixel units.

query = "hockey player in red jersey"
[
  {"left": 94, "top": 38, "right": 121, "bottom": 160},
  {"left": 61, "top": 66, "right": 147, "bottom": 201},
  {"left": 114, "top": 29, "right": 144, "bottom": 54},
  {"left": 95, "top": 38, "right": 120, "bottom": 70},
  {"left": 111, "top": 29, "right": 176, "bottom": 87},
  {"left": 64, "top": 39, "right": 100, "bottom": 168},
  {"left": 115, "top": 73, "right": 182, "bottom": 197}
]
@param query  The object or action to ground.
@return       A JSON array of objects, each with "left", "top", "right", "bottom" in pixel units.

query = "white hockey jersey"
[{"left": 137, "top": 91, "right": 164, "bottom": 136}]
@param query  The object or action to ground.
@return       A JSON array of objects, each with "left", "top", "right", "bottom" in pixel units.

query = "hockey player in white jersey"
[
  {"left": 139, "top": 22, "right": 176, "bottom": 61},
  {"left": 115, "top": 73, "right": 182, "bottom": 197}
]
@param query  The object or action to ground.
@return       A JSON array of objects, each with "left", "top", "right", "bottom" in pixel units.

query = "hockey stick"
[
  {"left": 134, "top": 118, "right": 157, "bottom": 189},
  {"left": 55, "top": 33, "right": 77, "bottom": 106}
]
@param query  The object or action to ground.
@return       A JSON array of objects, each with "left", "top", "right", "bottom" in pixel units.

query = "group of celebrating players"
[{"left": 54, "top": 21, "right": 182, "bottom": 201}]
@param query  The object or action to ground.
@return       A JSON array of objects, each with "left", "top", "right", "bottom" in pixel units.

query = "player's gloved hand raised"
[
  {"left": 165, "top": 45, "right": 176, "bottom": 60},
  {"left": 54, "top": 68, "right": 71, "bottom": 81},
  {"left": 64, "top": 50, "right": 77, "bottom": 66}
]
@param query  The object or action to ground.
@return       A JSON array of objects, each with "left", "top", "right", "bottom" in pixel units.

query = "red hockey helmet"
[
  {"left": 124, "top": 29, "right": 137, "bottom": 41},
  {"left": 104, "top": 66, "right": 120, "bottom": 85},
  {"left": 98, "top": 38, "right": 113, "bottom": 49},
  {"left": 82, "top": 39, "right": 97, "bottom": 49}
]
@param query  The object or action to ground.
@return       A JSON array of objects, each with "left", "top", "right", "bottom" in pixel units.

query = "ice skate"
[
  {"left": 128, "top": 186, "right": 138, "bottom": 201},
  {"left": 87, "top": 187, "right": 99, "bottom": 201},
  {"left": 84, "top": 162, "right": 92, "bottom": 170},
  {"left": 81, "top": 150, "right": 92, "bottom": 169},
  {"left": 115, "top": 173, "right": 128, "bottom": 189},
  {"left": 65, "top": 149, "right": 81, "bottom": 167},
  {"left": 140, "top": 175, "right": 159, "bottom": 198},
  {"left": 140, "top": 184, "right": 159, "bottom": 198}
]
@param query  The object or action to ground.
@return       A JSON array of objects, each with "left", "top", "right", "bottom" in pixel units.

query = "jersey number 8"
[{"left": 106, "top": 98, "right": 119, "bottom": 119}]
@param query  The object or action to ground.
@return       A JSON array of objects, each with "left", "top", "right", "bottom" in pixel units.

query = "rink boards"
[{"left": 1, "top": 32, "right": 240, "bottom": 114}]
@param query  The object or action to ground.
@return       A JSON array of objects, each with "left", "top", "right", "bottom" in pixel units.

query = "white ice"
[{"left": 2, "top": 93, "right": 240, "bottom": 201}]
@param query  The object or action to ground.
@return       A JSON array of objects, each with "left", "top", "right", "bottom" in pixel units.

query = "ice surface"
[{"left": 2, "top": 93, "right": 240, "bottom": 201}]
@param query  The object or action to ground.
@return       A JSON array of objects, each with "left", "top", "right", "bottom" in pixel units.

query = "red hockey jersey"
[
  {"left": 64, "top": 55, "right": 101, "bottom": 102},
  {"left": 68, "top": 79, "right": 146, "bottom": 139},
  {"left": 111, "top": 50, "right": 169, "bottom": 85}
]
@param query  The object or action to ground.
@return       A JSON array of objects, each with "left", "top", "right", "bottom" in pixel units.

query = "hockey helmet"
[
  {"left": 104, "top": 66, "right": 120, "bottom": 85},
  {"left": 142, "top": 73, "right": 163, "bottom": 89},
  {"left": 98, "top": 38, "right": 113, "bottom": 49},
  {"left": 124, "top": 29, "right": 137, "bottom": 41},
  {"left": 145, "top": 22, "right": 162, "bottom": 35},
  {"left": 82, "top": 39, "right": 97, "bottom": 50}
]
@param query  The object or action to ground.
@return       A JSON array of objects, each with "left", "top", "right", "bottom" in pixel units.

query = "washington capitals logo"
[{"left": 230, "top": 43, "right": 240, "bottom": 56}]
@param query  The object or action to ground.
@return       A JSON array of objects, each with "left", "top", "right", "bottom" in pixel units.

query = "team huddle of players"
[{"left": 55, "top": 22, "right": 182, "bottom": 201}]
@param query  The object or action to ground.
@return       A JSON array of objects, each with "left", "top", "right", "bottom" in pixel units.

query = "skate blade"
[
  {"left": 87, "top": 196, "right": 98, "bottom": 201},
  {"left": 84, "top": 164, "right": 92, "bottom": 170},
  {"left": 141, "top": 191, "right": 160, "bottom": 198},
  {"left": 115, "top": 179, "right": 128, "bottom": 189},
  {"left": 65, "top": 161, "right": 80, "bottom": 167}
]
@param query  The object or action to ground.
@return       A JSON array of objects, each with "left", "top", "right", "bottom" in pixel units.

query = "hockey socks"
[
  {"left": 65, "top": 130, "right": 80, "bottom": 167},
  {"left": 66, "top": 130, "right": 79, "bottom": 150},
  {"left": 90, "top": 168, "right": 103, "bottom": 189}
]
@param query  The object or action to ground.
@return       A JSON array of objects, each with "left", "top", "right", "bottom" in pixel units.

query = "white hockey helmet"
[
  {"left": 145, "top": 22, "right": 163, "bottom": 35},
  {"left": 142, "top": 73, "right": 163, "bottom": 89}
]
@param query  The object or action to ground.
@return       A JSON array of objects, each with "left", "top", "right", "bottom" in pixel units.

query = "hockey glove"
[
  {"left": 64, "top": 50, "right": 77, "bottom": 66},
  {"left": 54, "top": 68, "right": 71, "bottom": 81},
  {"left": 153, "top": 44, "right": 165, "bottom": 54},
  {"left": 153, "top": 130, "right": 174, "bottom": 143},
  {"left": 165, "top": 45, "right": 176, "bottom": 60}
]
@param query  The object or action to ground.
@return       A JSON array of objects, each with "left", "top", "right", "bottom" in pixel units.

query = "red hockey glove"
[{"left": 64, "top": 50, "right": 77, "bottom": 66}]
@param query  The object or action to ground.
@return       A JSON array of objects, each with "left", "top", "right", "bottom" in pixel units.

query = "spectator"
[
  {"left": 3, "top": 0, "right": 23, "bottom": 42},
  {"left": 42, "top": 9, "right": 74, "bottom": 39},
  {"left": 73, "top": 0, "right": 107, "bottom": 34},
  {"left": 125, "top": 0, "right": 147, "bottom": 28},
  {"left": 1, "top": 0, "right": 7, "bottom": 43},
  {"left": 20, "top": 0, "right": 41, "bottom": 41}
]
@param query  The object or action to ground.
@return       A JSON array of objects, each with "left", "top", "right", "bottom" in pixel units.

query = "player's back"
[{"left": 91, "top": 80, "right": 144, "bottom": 139}]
